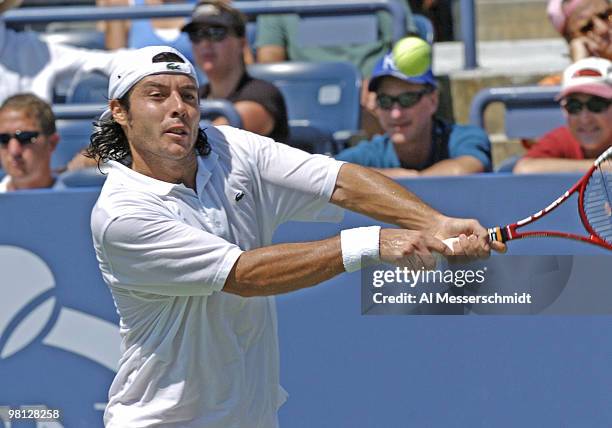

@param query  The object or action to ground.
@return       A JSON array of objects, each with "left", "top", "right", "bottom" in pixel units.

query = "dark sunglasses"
[
  {"left": 579, "top": 7, "right": 612, "bottom": 35},
  {"left": 0, "top": 130, "right": 40, "bottom": 146},
  {"left": 376, "top": 88, "right": 433, "bottom": 110},
  {"left": 187, "top": 26, "right": 231, "bottom": 43},
  {"left": 562, "top": 96, "right": 611, "bottom": 114}
]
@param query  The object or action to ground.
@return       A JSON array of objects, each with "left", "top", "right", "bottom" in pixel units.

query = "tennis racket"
[{"left": 488, "top": 146, "right": 612, "bottom": 250}]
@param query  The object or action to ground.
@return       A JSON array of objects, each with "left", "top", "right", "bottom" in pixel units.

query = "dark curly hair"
[{"left": 85, "top": 51, "right": 211, "bottom": 167}]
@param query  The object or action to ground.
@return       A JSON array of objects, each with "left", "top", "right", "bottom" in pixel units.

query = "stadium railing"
[
  {"left": 6, "top": 0, "right": 479, "bottom": 70},
  {"left": 4, "top": 0, "right": 407, "bottom": 44},
  {"left": 65, "top": 71, "right": 108, "bottom": 104},
  {"left": 51, "top": 100, "right": 242, "bottom": 173},
  {"left": 53, "top": 99, "right": 242, "bottom": 125},
  {"left": 40, "top": 29, "right": 105, "bottom": 50}
]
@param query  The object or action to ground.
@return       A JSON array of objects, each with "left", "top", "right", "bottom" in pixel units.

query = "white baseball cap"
[
  {"left": 558, "top": 57, "right": 612, "bottom": 100},
  {"left": 108, "top": 45, "right": 198, "bottom": 100},
  {"left": 101, "top": 46, "right": 199, "bottom": 120}
]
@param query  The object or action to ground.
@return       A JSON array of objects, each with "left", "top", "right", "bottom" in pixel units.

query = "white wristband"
[{"left": 340, "top": 226, "right": 381, "bottom": 272}]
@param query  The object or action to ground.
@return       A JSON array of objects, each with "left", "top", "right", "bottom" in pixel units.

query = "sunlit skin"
[
  {"left": 375, "top": 77, "right": 438, "bottom": 168},
  {"left": 563, "top": 93, "right": 612, "bottom": 158},
  {"left": 565, "top": 0, "right": 612, "bottom": 60},
  {"left": 110, "top": 73, "right": 201, "bottom": 189},
  {"left": 0, "top": 109, "right": 58, "bottom": 191}
]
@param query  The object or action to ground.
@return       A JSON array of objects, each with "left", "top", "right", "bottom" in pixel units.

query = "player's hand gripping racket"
[{"left": 488, "top": 146, "right": 612, "bottom": 250}]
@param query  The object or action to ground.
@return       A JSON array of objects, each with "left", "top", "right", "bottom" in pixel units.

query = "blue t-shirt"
[
  {"left": 128, "top": 0, "right": 195, "bottom": 63},
  {"left": 336, "top": 121, "right": 492, "bottom": 172}
]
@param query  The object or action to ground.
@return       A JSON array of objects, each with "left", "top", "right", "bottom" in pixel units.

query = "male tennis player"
[{"left": 88, "top": 46, "right": 505, "bottom": 427}]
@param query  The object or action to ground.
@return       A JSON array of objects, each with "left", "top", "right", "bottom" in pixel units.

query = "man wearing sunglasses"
[
  {"left": 0, "top": 93, "right": 59, "bottom": 192},
  {"left": 182, "top": 0, "right": 289, "bottom": 142},
  {"left": 515, "top": 57, "right": 612, "bottom": 174},
  {"left": 336, "top": 52, "right": 492, "bottom": 178}
]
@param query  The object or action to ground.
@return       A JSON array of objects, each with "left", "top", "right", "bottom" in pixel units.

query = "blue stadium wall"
[{"left": 0, "top": 174, "right": 610, "bottom": 427}]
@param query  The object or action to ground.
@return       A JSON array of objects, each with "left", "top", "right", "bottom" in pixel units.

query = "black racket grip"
[{"left": 488, "top": 226, "right": 509, "bottom": 243}]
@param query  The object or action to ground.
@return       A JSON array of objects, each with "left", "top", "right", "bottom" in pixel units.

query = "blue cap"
[{"left": 368, "top": 52, "right": 437, "bottom": 92}]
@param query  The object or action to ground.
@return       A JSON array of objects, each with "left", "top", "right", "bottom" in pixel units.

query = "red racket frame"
[{"left": 488, "top": 149, "right": 612, "bottom": 251}]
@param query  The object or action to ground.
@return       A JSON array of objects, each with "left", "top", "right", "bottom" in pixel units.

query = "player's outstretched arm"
[
  {"left": 223, "top": 230, "right": 451, "bottom": 297},
  {"left": 331, "top": 163, "right": 444, "bottom": 230},
  {"left": 330, "top": 163, "right": 506, "bottom": 256}
]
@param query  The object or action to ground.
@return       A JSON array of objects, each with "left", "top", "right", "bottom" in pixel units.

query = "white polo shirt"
[{"left": 91, "top": 126, "right": 344, "bottom": 428}]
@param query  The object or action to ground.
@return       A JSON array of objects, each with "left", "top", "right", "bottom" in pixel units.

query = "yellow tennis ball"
[{"left": 392, "top": 37, "right": 431, "bottom": 77}]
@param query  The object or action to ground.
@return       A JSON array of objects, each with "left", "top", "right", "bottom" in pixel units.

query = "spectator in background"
[
  {"left": 97, "top": 0, "right": 196, "bottom": 62},
  {"left": 514, "top": 57, "right": 611, "bottom": 174},
  {"left": 183, "top": 0, "right": 289, "bottom": 142},
  {"left": 548, "top": 0, "right": 611, "bottom": 63},
  {"left": 255, "top": 0, "right": 417, "bottom": 137},
  {"left": 0, "top": 94, "right": 60, "bottom": 192},
  {"left": 67, "top": 0, "right": 283, "bottom": 172},
  {"left": 0, "top": 0, "right": 122, "bottom": 104},
  {"left": 336, "top": 52, "right": 491, "bottom": 178},
  {"left": 255, "top": 1, "right": 416, "bottom": 78}
]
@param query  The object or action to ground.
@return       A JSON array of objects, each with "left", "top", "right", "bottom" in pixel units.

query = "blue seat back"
[
  {"left": 413, "top": 14, "right": 434, "bottom": 44},
  {"left": 57, "top": 167, "right": 107, "bottom": 188},
  {"left": 295, "top": 15, "right": 379, "bottom": 47},
  {"left": 286, "top": 124, "right": 336, "bottom": 155},
  {"left": 248, "top": 61, "right": 361, "bottom": 137},
  {"left": 469, "top": 85, "right": 565, "bottom": 140},
  {"left": 53, "top": 120, "right": 95, "bottom": 170},
  {"left": 504, "top": 101, "right": 565, "bottom": 140},
  {"left": 66, "top": 71, "right": 109, "bottom": 104}
]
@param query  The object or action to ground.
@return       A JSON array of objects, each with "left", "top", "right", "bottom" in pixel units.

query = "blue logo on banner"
[{"left": 0, "top": 246, "right": 120, "bottom": 427}]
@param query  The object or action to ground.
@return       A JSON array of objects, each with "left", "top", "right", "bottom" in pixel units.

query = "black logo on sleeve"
[{"left": 235, "top": 191, "right": 245, "bottom": 202}]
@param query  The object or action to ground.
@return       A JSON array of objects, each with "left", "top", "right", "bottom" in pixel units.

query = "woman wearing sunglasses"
[
  {"left": 547, "top": 0, "right": 611, "bottom": 63},
  {"left": 336, "top": 51, "right": 492, "bottom": 178},
  {"left": 514, "top": 57, "right": 612, "bottom": 174}
]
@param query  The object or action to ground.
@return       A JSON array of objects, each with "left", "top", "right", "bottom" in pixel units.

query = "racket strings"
[{"left": 583, "top": 157, "right": 612, "bottom": 244}]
